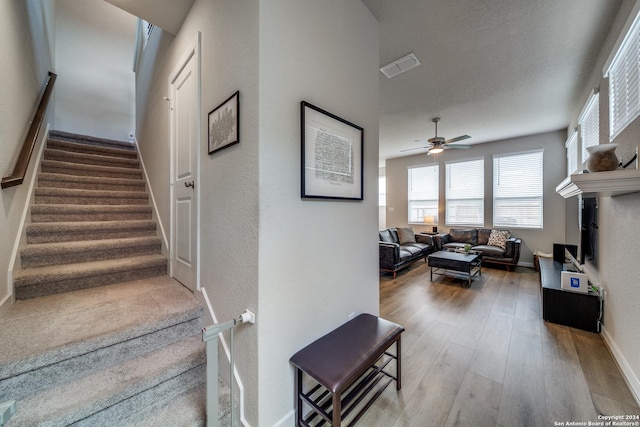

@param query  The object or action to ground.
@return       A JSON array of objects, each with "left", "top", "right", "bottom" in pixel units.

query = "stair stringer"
[
  {"left": 133, "top": 137, "right": 169, "bottom": 259},
  {"left": 3, "top": 124, "right": 50, "bottom": 314}
]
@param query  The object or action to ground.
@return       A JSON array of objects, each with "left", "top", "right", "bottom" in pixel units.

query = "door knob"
[{"left": 185, "top": 181, "right": 195, "bottom": 188}]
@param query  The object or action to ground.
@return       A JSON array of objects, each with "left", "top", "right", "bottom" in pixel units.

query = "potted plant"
[{"left": 464, "top": 243, "right": 472, "bottom": 254}]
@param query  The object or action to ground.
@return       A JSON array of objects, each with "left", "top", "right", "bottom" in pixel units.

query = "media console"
[{"left": 538, "top": 257, "right": 601, "bottom": 332}]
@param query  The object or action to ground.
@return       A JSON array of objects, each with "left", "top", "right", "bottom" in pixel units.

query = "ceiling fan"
[{"left": 402, "top": 118, "right": 471, "bottom": 155}]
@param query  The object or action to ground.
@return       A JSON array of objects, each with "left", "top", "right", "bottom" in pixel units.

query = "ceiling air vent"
[{"left": 380, "top": 53, "right": 421, "bottom": 78}]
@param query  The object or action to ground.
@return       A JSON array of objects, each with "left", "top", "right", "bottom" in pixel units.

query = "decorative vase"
[{"left": 586, "top": 143, "right": 619, "bottom": 172}]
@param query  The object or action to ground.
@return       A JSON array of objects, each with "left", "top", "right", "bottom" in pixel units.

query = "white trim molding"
[{"left": 601, "top": 326, "right": 640, "bottom": 406}]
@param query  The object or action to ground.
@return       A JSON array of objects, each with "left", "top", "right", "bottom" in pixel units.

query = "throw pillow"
[
  {"left": 396, "top": 227, "right": 416, "bottom": 244},
  {"left": 488, "top": 229, "right": 511, "bottom": 249}
]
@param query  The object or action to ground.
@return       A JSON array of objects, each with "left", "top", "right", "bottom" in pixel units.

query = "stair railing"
[
  {"left": 202, "top": 309, "right": 255, "bottom": 427},
  {"left": 2, "top": 71, "right": 57, "bottom": 189}
]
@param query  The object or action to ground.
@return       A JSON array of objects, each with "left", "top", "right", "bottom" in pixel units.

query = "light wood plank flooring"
[{"left": 359, "top": 261, "right": 639, "bottom": 427}]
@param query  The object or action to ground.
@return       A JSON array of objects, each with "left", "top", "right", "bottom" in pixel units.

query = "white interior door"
[{"left": 170, "top": 48, "right": 198, "bottom": 292}]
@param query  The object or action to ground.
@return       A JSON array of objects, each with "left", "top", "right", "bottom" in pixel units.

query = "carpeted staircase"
[{"left": 0, "top": 131, "right": 229, "bottom": 426}]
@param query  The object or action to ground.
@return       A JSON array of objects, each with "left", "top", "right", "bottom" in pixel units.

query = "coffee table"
[{"left": 428, "top": 250, "right": 481, "bottom": 287}]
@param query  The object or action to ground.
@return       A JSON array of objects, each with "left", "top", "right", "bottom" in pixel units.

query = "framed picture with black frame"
[
  {"left": 208, "top": 91, "right": 239, "bottom": 155},
  {"left": 301, "top": 101, "right": 363, "bottom": 200}
]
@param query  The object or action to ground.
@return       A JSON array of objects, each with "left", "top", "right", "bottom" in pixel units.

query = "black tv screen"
[{"left": 581, "top": 197, "right": 598, "bottom": 267}]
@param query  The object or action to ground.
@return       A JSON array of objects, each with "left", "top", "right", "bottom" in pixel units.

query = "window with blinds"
[
  {"left": 408, "top": 165, "right": 439, "bottom": 224},
  {"left": 606, "top": 11, "right": 640, "bottom": 140},
  {"left": 566, "top": 131, "right": 579, "bottom": 176},
  {"left": 493, "top": 150, "right": 543, "bottom": 229},
  {"left": 379, "top": 176, "right": 386, "bottom": 207},
  {"left": 579, "top": 93, "right": 599, "bottom": 164},
  {"left": 445, "top": 159, "right": 484, "bottom": 226}
]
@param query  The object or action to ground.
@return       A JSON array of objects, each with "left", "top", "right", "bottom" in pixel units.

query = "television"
[{"left": 580, "top": 197, "right": 598, "bottom": 268}]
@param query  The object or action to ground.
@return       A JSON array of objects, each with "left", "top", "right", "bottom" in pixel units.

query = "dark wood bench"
[{"left": 290, "top": 313, "right": 404, "bottom": 426}]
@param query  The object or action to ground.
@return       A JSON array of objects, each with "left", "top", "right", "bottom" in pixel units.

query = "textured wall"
[
  {"left": 0, "top": 0, "right": 53, "bottom": 311},
  {"left": 54, "top": 0, "right": 136, "bottom": 141},
  {"left": 258, "top": 1, "right": 380, "bottom": 424},
  {"left": 135, "top": 0, "right": 260, "bottom": 423},
  {"left": 566, "top": 0, "right": 640, "bottom": 403},
  {"left": 135, "top": 1, "right": 379, "bottom": 424}
]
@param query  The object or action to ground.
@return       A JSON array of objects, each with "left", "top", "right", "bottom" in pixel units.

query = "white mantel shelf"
[{"left": 556, "top": 168, "right": 640, "bottom": 198}]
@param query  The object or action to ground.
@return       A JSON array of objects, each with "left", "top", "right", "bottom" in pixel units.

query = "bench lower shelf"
[
  {"left": 290, "top": 314, "right": 404, "bottom": 426},
  {"left": 296, "top": 349, "right": 399, "bottom": 426}
]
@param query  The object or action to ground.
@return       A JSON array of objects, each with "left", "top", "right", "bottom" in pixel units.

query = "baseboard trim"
[
  {"left": 133, "top": 137, "right": 169, "bottom": 253},
  {"left": 0, "top": 293, "right": 11, "bottom": 316},
  {"left": 272, "top": 410, "right": 294, "bottom": 427},
  {"left": 6, "top": 124, "right": 50, "bottom": 305},
  {"left": 601, "top": 325, "right": 640, "bottom": 406}
]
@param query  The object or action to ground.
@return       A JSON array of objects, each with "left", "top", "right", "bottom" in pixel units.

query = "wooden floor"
[{"left": 359, "top": 261, "right": 640, "bottom": 427}]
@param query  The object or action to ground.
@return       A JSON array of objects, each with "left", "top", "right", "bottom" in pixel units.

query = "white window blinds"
[
  {"left": 445, "top": 159, "right": 484, "bottom": 226},
  {"left": 607, "top": 11, "right": 640, "bottom": 140},
  {"left": 493, "top": 150, "right": 543, "bottom": 229},
  {"left": 579, "top": 93, "right": 599, "bottom": 164},
  {"left": 566, "top": 131, "right": 578, "bottom": 176},
  {"left": 408, "top": 165, "right": 439, "bottom": 224}
]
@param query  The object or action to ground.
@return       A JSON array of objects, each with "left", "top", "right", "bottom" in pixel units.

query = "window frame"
[
  {"left": 492, "top": 149, "right": 544, "bottom": 230},
  {"left": 407, "top": 164, "right": 439, "bottom": 225},
  {"left": 566, "top": 130, "right": 579, "bottom": 176},
  {"left": 445, "top": 158, "right": 484, "bottom": 227},
  {"left": 578, "top": 92, "right": 599, "bottom": 166},
  {"left": 605, "top": 7, "right": 640, "bottom": 140}
]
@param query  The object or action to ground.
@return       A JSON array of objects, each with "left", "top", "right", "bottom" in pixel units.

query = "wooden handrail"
[{"left": 2, "top": 71, "right": 57, "bottom": 189}]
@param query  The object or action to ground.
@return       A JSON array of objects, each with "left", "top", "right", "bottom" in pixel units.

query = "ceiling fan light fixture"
[
  {"left": 429, "top": 147, "right": 444, "bottom": 154},
  {"left": 380, "top": 53, "right": 421, "bottom": 78}
]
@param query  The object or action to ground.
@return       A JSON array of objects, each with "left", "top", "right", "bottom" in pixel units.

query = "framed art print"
[
  {"left": 208, "top": 91, "right": 239, "bottom": 155},
  {"left": 301, "top": 101, "right": 363, "bottom": 200}
]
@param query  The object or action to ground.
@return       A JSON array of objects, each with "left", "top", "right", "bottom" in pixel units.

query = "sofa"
[
  {"left": 379, "top": 227, "right": 434, "bottom": 278},
  {"left": 433, "top": 228, "right": 522, "bottom": 271}
]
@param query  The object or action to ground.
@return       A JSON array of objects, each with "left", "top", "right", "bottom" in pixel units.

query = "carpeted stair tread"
[
  {"left": 44, "top": 148, "right": 140, "bottom": 169},
  {"left": 37, "top": 172, "right": 145, "bottom": 192},
  {"left": 26, "top": 220, "right": 157, "bottom": 243},
  {"left": 49, "top": 130, "right": 135, "bottom": 151},
  {"left": 123, "top": 384, "right": 208, "bottom": 427},
  {"left": 0, "top": 277, "right": 200, "bottom": 379},
  {"left": 34, "top": 187, "right": 149, "bottom": 205},
  {"left": 5, "top": 336, "right": 205, "bottom": 427},
  {"left": 14, "top": 254, "right": 167, "bottom": 287},
  {"left": 41, "top": 159, "right": 142, "bottom": 179},
  {"left": 47, "top": 138, "right": 138, "bottom": 159},
  {"left": 31, "top": 203, "right": 153, "bottom": 222},
  {"left": 21, "top": 236, "right": 162, "bottom": 268}
]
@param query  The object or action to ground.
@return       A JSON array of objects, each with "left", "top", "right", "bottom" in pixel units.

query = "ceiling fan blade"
[
  {"left": 401, "top": 146, "right": 430, "bottom": 153},
  {"left": 443, "top": 144, "right": 471, "bottom": 150},
  {"left": 444, "top": 135, "right": 471, "bottom": 144},
  {"left": 414, "top": 139, "right": 431, "bottom": 144}
]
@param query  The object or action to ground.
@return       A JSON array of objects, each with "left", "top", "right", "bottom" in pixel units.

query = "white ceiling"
[
  {"left": 103, "top": 0, "right": 194, "bottom": 35},
  {"left": 361, "top": 0, "right": 623, "bottom": 166}
]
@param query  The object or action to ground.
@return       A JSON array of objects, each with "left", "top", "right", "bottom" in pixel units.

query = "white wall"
[
  {"left": 258, "top": 1, "right": 379, "bottom": 424},
  {"left": 136, "top": 1, "right": 379, "bottom": 424},
  {"left": 0, "top": 0, "right": 54, "bottom": 311},
  {"left": 54, "top": 0, "right": 136, "bottom": 141},
  {"left": 135, "top": 0, "right": 261, "bottom": 423},
  {"left": 567, "top": 0, "right": 640, "bottom": 403},
  {"left": 385, "top": 130, "right": 568, "bottom": 266}
]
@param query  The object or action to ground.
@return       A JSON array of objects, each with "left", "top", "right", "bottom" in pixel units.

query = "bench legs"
[
  {"left": 396, "top": 335, "right": 402, "bottom": 390},
  {"left": 294, "top": 336, "right": 402, "bottom": 426}
]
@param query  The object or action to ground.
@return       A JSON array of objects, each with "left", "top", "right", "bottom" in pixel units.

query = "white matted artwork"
[
  {"left": 301, "top": 101, "right": 363, "bottom": 200},
  {"left": 208, "top": 91, "right": 239, "bottom": 155}
]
